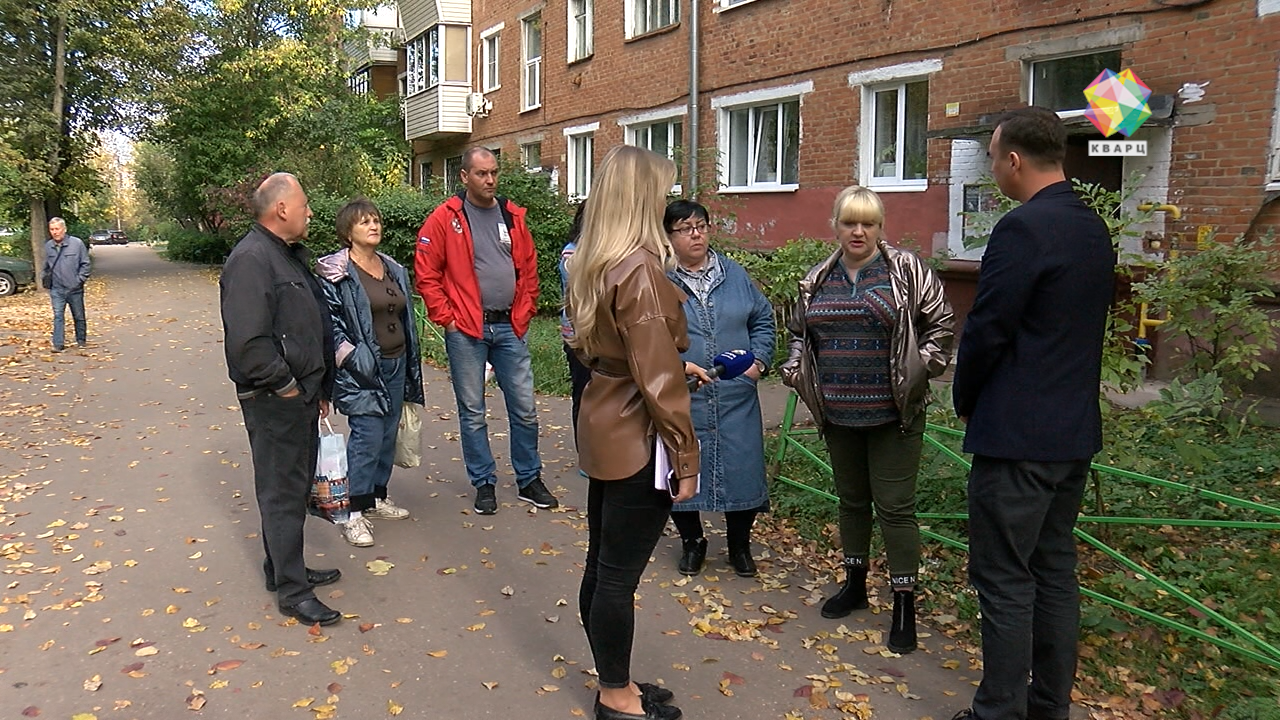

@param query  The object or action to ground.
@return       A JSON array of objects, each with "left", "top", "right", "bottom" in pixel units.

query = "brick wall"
[{"left": 406, "top": 0, "right": 1280, "bottom": 248}]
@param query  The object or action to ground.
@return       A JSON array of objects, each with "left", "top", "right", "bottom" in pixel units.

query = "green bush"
[
  {"left": 726, "top": 236, "right": 833, "bottom": 361},
  {"left": 163, "top": 228, "right": 233, "bottom": 264}
]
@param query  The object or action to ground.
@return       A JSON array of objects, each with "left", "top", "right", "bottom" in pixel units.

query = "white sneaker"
[
  {"left": 341, "top": 516, "right": 374, "bottom": 547},
  {"left": 366, "top": 497, "right": 410, "bottom": 520}
]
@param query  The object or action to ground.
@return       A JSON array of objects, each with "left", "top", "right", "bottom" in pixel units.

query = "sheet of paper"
[{"left": 654, "top": 437, "right": 700, "bottom": 498}]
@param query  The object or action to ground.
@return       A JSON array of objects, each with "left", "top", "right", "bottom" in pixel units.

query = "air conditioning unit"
[{"left": 465, "top": 92, "right": 492, "bottom": 118}]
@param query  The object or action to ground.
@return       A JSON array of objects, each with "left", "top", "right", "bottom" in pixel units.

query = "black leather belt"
[{"left": 483, "top": 309, "right": 512, "bottom": 324}]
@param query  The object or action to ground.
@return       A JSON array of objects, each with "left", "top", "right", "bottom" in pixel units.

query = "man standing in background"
[
  {"left": 43, "top": 217, "right": 91, "bottom": 352},
  {"left": 414, "top": 147, "right": 557, "bottom": 515}
]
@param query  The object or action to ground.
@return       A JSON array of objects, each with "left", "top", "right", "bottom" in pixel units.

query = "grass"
[
  {"left": 416, "top": 313, "right": 572, "bottom": 397},
  {"left": 770, "top": 400, "right": 1280, "bottom": 718}
]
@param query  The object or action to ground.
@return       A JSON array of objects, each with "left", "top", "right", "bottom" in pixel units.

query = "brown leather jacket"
[
  {"left": 780, "top": 243, "right": 954, "bottom": 430},
  {"left": 576, "top": 248, "right": 700, "bottom": 484}
]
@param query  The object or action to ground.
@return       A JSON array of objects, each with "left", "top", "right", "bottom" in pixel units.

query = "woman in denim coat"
[
  {"left": 316, "top": 198, "right": 426, "bottom": 547},
  {"left": 665, "top": 200, "right": 776, "bottom": 578}
]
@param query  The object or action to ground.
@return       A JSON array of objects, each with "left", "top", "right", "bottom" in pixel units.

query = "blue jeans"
[
  {"left": 50, "top": 287, "right": 87, "bottom": 348},
  {"left": 346, "top": 355, "right": 407, "bottom": 512},
  {"left": 444, "top": 323, "right": 541, "bottom": 488}
]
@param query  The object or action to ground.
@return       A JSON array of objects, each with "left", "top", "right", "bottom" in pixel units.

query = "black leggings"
[
  {"left": 670, "top": 509, "right": 757, "bottom": 549},
  {"left": 578, "top": 461, "right": 672, "bottom": 688}
]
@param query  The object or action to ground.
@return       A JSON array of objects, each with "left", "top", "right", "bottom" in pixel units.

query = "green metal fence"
[{"left": 769, "top": 391, "right": 1280, "bottom": 670}]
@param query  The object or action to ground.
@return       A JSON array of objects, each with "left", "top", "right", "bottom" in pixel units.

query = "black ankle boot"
[
  {"left": 887, "top": 589, "right": 917, "bottom": 654},
  {"left": 677, "top": 537, "right": 707, "bottom": 576},
  {"left": 820, "top": 563, "right": 869, "bottom": 619},
  {"left": 728, "top": 542, "right": 757, "bottom": 577}
]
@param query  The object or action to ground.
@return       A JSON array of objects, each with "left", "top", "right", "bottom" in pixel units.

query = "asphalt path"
[{"left": 0, "top": 244, "right": 988, "bottom": 719}]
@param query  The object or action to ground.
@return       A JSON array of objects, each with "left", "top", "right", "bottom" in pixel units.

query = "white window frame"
[
  {"left": 849, "top": 60, "right": 941, "bottom": 192},
  {"left": 715, "top": 0, "right": 759, "bottom": 9},
  {"left": 348, "top": 69, "right": 370, "bottom": 95},
  {"left": 1269, "top": 67, "right": 1280, "bottom": 189},
  {"left": 521, "top": 13, "right": 542, "bottom": 111},
  {"left": 564, "top": 122, "right": 598, "bottom": 199},
  {"left": 713, "top": 81, "right": 812, "bottom": 193},
  {"left": 480, "top": 24, "right": 502, "bottom": 93},
  {"left": 520, "top": 141, "right": 543, "bottom": 171},
  {"left": 567, "top": 0, "right": 593, "bottom": 62},
  {"left": 625, "top": 0, "right": 678, "bottom": 39},
  {"left": 405, "top": 33, "right": 428, "bottom": 95},
  {"left": 621, "top": 106, "right": 687, "bottom": 192},
  {"left": 861, "top": 80, "right": 929, "bottom": 190}
]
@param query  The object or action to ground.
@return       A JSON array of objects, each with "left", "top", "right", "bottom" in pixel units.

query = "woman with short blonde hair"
[
  {"left": 568, "top": 145, "right": 695, "bottom": 720},
  {"left": 781, "top": 185, "right": 954, "bottom": 654}
]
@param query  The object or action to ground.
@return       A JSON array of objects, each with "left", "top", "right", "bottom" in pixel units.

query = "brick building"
[{"left": 365, "top": 0, "right": 1280, "bottom": 390}]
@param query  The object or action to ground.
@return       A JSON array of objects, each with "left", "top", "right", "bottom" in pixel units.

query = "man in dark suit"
[{"left": 951, "top": 107, "right": 1115, "bottom": 720}]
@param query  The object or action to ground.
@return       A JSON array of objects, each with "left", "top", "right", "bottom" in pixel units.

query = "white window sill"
[
  {"left": 713, "top": 0, "right": 767, "bottom": 12},
  {"left": 1266, "top": 181, "right": 1280, "bottom": 192},
  {"left": 483, "top": 85, "right": 501, "bottom": 94},
  {"left": 718, "top": 184, "right": 799, "bottom": 194},
  {"left": 865, "top": 182, "right": 929, "bottom": 193},
  {"left": 521, "top": 104, "right": 543, "bottom": 114}
]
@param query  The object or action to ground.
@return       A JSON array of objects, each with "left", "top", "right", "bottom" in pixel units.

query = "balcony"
[
  {"left": 346, "top": 27, "right": 400, "bottom": 70},
  {"left": 405, "top": 85, "right": 472, "bottom": 140}
]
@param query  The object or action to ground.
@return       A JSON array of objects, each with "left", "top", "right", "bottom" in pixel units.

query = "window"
[
  {"left": 419, "top": 161, "right": 434, "bottom": 190},
  {"left": 627, "top": 118, "right": 683, "bottom": 187},
  {"left": 568, "top": 0, "right": 593, "bottom": 62},
  {"left": 405, "top": 33, "right": 428, "bottom": 95},
  {"left": 564, "top": 124, "right": 597, "bottom": 198},
  {"left": 445, "top": 156, "right": 463, "bottom": 194},
  {"left": 1030, "top": 50, "right": 1121, "bottom": 113},
  {"left": 866, "top": 79, "right": 928, "bottom": 187},
  {"left": 481, "top": 26, "right": 501, "bottom": 92},
  {"left": 521, "top": 142, "right": 542, "bottom": 170},
  {"left": 405, "top": 26, "right": 470, "bottom": 95},
  {"left": 723, "top": 100, "right": 800, "bottom": 189},
  {"left": 349, "top": 70, "right": 370, "bottom": 95},
  {"left": 522, "top": 14, "right": 542, "bottom": 111},
  {"left": 627, "top": 0, "right": 677, "bottom": 38}
]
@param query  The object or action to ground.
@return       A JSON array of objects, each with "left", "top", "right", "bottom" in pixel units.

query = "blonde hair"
[
  {"left": 565, "top": 145, "right": 677, "bottom": 356},
  {"left": 831, "top": 185, "right": 885, "bottom": 227}
]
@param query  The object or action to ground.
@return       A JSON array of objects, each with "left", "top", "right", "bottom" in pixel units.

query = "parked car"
[
  {"left": 89, "top": 229, "right": 112, "bottom": 245},
  {"left": 109, "top": 229, "right": 129, "bottom": 244},
  {"left": 0, "top": 256, "right": 35, "bottom": 296}
]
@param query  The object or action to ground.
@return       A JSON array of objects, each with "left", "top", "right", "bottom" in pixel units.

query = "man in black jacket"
[
  {"left": 220, "top": 172, "right": 342, "bottom": 626},
  {"left": 951, "top": 108, "right": 1115, "bottom": 720}
]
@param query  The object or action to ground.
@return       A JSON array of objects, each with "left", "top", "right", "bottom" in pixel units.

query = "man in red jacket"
[{"left": 415, "top": 147, "right": 557, "bottom": 515}]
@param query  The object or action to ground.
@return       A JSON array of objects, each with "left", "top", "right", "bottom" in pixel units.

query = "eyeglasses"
[{"left": 670, "top": 223, "right": 710, "bottom": 237}]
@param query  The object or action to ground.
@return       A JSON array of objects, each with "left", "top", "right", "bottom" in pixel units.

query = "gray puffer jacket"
[
  {"left": 780, "top": 243, "right": 954, "bottom": 430},
  {"left": 315, "top": 248, "right": 426, "bottom": 417}
]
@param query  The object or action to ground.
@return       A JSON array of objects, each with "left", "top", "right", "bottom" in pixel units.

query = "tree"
[
  {"left": 0, "top": 0, "right": 191, "bottom": 281},
  {"left": 144, "top": 0, "right": 407, "bottom": 234}
]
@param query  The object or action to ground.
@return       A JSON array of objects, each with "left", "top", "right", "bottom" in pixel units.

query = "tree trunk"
[
  {"left": 30, "top": 199, "right": 49, "bottom": 287},
  {"left": 30, "top": 5, "right": 68, "bottom": 287}
]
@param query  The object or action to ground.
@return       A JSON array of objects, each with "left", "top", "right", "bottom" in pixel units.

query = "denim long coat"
[{"left": 669, "top": 253, "right": 775, "bottom": 513}]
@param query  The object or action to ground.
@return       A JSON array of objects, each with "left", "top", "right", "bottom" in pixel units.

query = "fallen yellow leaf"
[{"left": 388, "top": 699, "right": 403, "bottom": 716}]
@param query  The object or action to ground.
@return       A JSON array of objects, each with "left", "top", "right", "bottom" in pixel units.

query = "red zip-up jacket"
[{"left": 414, "top": 193, "right": 540, "bottom": 339}]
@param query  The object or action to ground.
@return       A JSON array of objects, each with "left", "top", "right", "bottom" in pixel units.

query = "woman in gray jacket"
[
  {"left": 316, "top": 199, "right": 425, "bottom": 547},
  {"left": 780, "top": 186, "right": 953, "bottom": 654}
]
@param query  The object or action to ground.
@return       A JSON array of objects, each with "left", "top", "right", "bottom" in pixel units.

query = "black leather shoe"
[
  {"left": 595, "top": 697, "right": 681, "bottom": 720},
  {"left": 637, "top": 682, "right": 674, "bottom": 704},
  {"left": 728, "top": 545, "right": 757, "bottom": 577},
  {"left": 265, "top": 567, "right": 342, "bottom": 592},
  {"left": 677, "top": 537, "right": 707, "bottom": 576},
  {"left": 278, "top": 598, "right": 341, "bottom": 626}
]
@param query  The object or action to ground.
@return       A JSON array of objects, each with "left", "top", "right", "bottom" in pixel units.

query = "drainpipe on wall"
[{"left": 687, "top": 0, "right": 700, "bottom": 198}]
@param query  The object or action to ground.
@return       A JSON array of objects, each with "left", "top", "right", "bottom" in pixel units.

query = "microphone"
[{"left": 687, "top": 349, "right": 756, "bottom": 391}]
